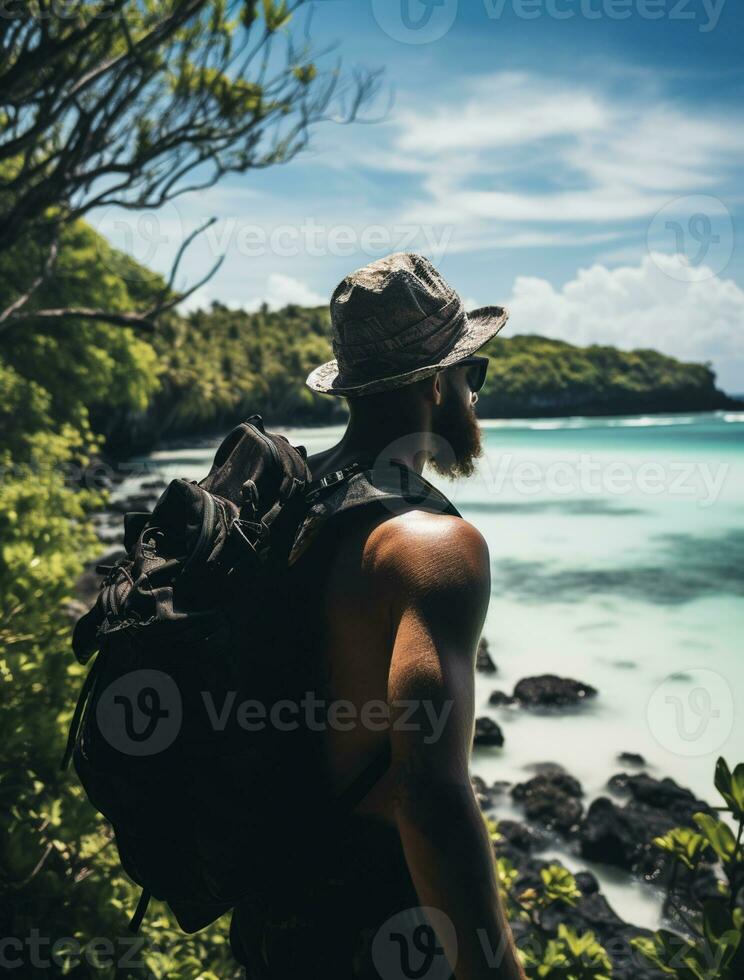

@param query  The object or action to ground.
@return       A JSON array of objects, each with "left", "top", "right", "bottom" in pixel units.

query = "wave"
[{"left": 480, "top": 413, "right": 708, "bottom": 432}]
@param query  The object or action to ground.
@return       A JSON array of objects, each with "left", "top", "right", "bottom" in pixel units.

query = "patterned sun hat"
[{"left": 306, "top": 252, "right": 508, "bottom": 397}]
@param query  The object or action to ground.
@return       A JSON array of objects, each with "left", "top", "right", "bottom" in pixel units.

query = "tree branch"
[{"left": 0, "top": 236, "right": 59, "bottom": 325}]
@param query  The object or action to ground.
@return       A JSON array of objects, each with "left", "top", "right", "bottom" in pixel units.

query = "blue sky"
[{"left": 93, "top": 0, "right": 744, "bottom": 391}]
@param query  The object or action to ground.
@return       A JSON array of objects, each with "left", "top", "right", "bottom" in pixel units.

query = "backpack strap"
[
  {"left": 335, "top": 742, "right": 392, "bottom": 812},
  {"left": 128, "top": 887, "right": 151, "bottom": 934},
  {"left": 290, "top": 461, "right": 461, "bottom": 566}
]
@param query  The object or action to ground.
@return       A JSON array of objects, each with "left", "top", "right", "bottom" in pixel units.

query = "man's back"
[{"left": 320, "top": 505, "right": 463, "bottom": 821}]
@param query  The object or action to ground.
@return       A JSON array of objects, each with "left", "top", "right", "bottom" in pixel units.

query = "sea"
[{"left": 121, "top": 411, "right": 744, "bottom": 929}]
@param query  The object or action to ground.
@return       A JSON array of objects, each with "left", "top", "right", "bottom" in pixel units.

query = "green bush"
[
  {"left": 487, "top": 821, "right": 613, "bottom": 978},
  {"left": 632, "top": 757, "right": 744, "bottom": 980}
]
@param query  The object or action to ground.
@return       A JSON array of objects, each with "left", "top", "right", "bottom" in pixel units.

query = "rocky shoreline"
[{"left": 472, "top": 640, "right": 718, "bottom": 979}]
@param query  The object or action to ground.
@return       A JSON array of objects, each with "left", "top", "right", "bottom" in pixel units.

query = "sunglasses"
[{"left": 455, "top": 355, "right": 489, "bottom": 393}]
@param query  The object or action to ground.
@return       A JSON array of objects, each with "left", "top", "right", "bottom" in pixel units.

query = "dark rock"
[
  {"left": 514, "top": 770, "right": 583, "bottom": 799},
  {"left": 511, "top": 771, "right": 584, "bottom": 833},
  {"left": 493, "top": 819, "right": 547, "bottom": 854},
  {"left": 476, "top": 637, "right": 497, "bottom": 674},
  {"left": 524, "top": 761, "right": 567, "bottom": 776},
  {"left": 608, "top": 772, "right": 712, "bottom": 825},
  {"left": 490, "top": 780, "right": 511, "bottom": 796},
  {"left": 580, "top": 774, "right": 714, "bottom": 877},
  {"left": 540, "top": 887, "right": 625, "bottom": 935},
  {"left": 141, "top": 478, "right": 167, "bottom": 490},
  {"left": 618, "top": 751, "right": 646, "bottom": 766},
  {"left": 580, "top": 797, "right": 640, "bottom": 869},
  {"left": 488, "top": 690, "right": 515, "bottom": 706},
  {"left": 513, "top": 674, "right": 597, "bottom": 707},
  {"left": 574, "top": 870, "right": 599, "bottom": 895},
  {"left": 473, "top": 716, "right": 504, "bottom": 747}
]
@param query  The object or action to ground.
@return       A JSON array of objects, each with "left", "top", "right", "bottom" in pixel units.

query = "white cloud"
[
  {"left": 176, "top": 274, "right": 325, "bottom": 314},
  {"left": 504, "top": 253, "right": 744, "bottom": 392},
  {"left": 396, "top": 72, "right": 608, "bottom": 156},
  {"left": 389, "top": 71, "right": 743, "bottom": 234},
  {"left": 242, "top": 274, "right": 325, "bottom": 312}
]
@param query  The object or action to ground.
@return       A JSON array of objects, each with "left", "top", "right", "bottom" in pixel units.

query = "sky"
[{"left": 92, "top": 0, "right": 744, "bottom": 392}]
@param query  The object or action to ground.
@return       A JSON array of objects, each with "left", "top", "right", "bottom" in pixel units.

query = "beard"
[{"left": 429, "top": 394, "right": 483, "bottom": 479}]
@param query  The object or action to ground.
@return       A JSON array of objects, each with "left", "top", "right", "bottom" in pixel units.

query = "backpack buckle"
[
  {"left": 305, "top": 464, "right": 360, "bottom": 502},
  {"left": 222, "top": 518, "right": 269, "bottom": 570}
]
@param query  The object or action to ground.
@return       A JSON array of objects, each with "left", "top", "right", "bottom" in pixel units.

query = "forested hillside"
[{"left": 100, "top": 297, "right": 735, "bottom": 454}]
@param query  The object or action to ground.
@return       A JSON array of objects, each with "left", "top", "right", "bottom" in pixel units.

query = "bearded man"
[{"left": 230, "top": 253, "right": 525, "bottom": 980}]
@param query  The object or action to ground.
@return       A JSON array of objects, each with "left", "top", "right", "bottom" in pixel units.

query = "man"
[{"left": 230, "top": 253, "right": 525, "bottom": 980}]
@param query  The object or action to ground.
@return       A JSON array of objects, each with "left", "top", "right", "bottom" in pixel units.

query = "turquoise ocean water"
[{"left": 130, "top": 411, "right": 744, "bottom": 927}]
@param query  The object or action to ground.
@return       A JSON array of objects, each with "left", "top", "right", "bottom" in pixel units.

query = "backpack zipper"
[
  {"left": 184, "top": 487, "right": 216, "bottom": 571},
  {"left": 245, "top": 421, "right": 280, "bottom": 467}
]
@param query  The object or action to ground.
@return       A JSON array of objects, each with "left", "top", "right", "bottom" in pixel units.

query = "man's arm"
[{"left": 371, "top": 512, "right": 525, "bottom": 980}]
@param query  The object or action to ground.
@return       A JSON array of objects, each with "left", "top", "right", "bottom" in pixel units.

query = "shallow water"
[{"left": 124, "top": 411, "right": 744, "bottom": 928}]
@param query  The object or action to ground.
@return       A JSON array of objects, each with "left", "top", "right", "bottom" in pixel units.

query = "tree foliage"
[
  {"left": 478, "top": 334, "right": 727, "bottom": 417},
  {"left": 0, "top": 0, "right": 379, "bottom": 329}
]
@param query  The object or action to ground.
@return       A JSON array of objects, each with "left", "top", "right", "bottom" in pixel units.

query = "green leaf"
[
  {"left": 693, "top": 812, "right": 737, "bottom": 863},
  {"left": 715, "top": 757, "right": 738, "bottom": 815},
  {"left": 540, "top": 865, "right": 581, "bottom": 907},
  {"left": 731, "top": 763, "right": 744, "bottom": 819},
  {"left": 654, "top": 826, "right": 709, "bottom": 870},
  {"left": 293, "top": 63, "right": 317, "bottom": 86},
  {"left": 262, "top": 0, "right": 291, "bottom": 32}
]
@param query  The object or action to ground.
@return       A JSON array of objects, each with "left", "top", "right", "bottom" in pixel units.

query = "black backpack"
[{"left": 63, "top": 415, "right": 459, "bottom": 934}]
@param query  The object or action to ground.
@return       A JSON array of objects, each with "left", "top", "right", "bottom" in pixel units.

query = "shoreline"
[{"left": 106, "top": 405, "right": 744, "bottom": 461}]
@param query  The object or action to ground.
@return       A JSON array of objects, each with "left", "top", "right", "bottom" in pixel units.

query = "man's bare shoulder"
[{"left": 361, "top": 509, "right": 490, "bottom": 596}]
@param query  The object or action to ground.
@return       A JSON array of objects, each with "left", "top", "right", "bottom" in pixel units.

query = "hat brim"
[{"left": 306, "top": 305, "right": 508, "bottom": 397}]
